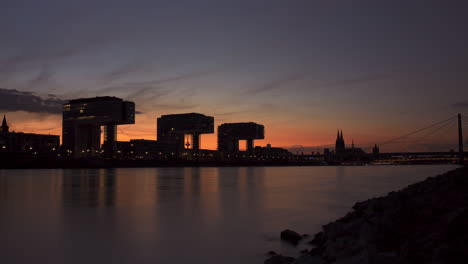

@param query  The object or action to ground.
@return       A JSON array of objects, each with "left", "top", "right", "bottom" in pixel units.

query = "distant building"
[
  {"left": 0, "top": 114, "right": 60, "bottom": 155},
  {"left": 333, "top": 129, "right": 366, "bottom": 161},
  {"left": 62, "top": 96, "right": 135, "bottom": 158},
  {"left": 157, "top": 113, "right": 214, "bottom": 152},
  {"left": 335, "top": 130, "right": 346, "bottom": 153},
  {"left": 218, "top": 122, "right": 265, "bottom": 154},
  {"left": 373, "top": 144, "right": 380, "bottom": 157},
  {"left": 1, "top": 115, "right": 9, "bottom": 133},
  {"left": 116, "top": 139, "right": 179, "bottom": 159},
  {"left": 254, "top": 144, "right": 291, "bottom": 157}
]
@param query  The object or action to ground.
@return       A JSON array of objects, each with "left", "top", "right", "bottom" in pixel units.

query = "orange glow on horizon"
[
  {"left": 3, "top": 111, "right": 458, "bottom": 153},
  {"left": 5, "top": 111, "right": 336, "bottom": 150}
]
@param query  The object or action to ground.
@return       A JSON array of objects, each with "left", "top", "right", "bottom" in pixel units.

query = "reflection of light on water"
[
  {"left": 0, "top": 165, "right": 458, "bottom": 264},
  {"left": 0, "top": 172, "right": 6, "bottom": 201},
  {"left": 199, "top": 168, "right": 220, "bottom": 224},
  {"left": 115, "top": 168, "right": 159, "bottom": 244},
  {"left": 0, "top": 169, "right": 65, "bottom": 261},
  {"left": 183, "top": 167, "right": 194, "bottom": 208}
]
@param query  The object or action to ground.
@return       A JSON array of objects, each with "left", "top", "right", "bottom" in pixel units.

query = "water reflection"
[
  {"left": 334, "top": 166, "right": 347, "bottom": 209},
  {"left": 0, "top": 165, "right": 457, "bottom": 264},
  {"left": 0, "top": 172, "right": 7, "bottom": 201},
  {"left": 54, "top": 167, "right": 267, "bottom": 213},
  {"left": 62, "top": 169, "right": 116, "bottom": 207}
]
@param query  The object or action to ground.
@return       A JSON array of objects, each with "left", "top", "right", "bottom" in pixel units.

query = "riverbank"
[
  {"left": 0, "top": 157, "right": 326, "bottom": 169},
  {"left": 0, "top": 156, "right": 457, "bottom": 169},
  {"left": 267, "top": 166, "right": 468, "bottom": 264}
]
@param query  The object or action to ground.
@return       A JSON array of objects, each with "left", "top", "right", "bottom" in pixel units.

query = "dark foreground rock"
[
  {"left": 267, "top": 166, "right": 468, "bottom": 264},
  {"left": 264, "top": 254, "right": 295, "bottom": 264},
  {"left": 281, "top": 229, "right": 303, "bottom": 245}
]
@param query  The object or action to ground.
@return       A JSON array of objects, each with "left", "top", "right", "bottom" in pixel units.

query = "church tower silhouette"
[
  {"left": 335, "top": 129, "right": 345, "bottom": 153},
  {"left": 1, "top": 114, "right": 9, "bottom": 133}
]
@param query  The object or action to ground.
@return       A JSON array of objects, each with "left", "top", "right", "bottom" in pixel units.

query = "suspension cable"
[
  {"left": 379, "top": 116, "right": 457, "bottom": 146},
  {"left": 409, "top": 119, "right": 457, "bottom": 144}
]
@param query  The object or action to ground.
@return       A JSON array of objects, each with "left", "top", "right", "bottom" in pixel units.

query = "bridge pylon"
[{"left": 458, "top": 114, "right": 464, "bottom": 165}]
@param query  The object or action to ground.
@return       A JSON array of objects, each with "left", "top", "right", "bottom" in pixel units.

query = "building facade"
[
  {"left": 333, "top": 129, "right": 367, "bottom": 161},
  {"left": 218, "top": 122, "right": 265, "bottom": 154},
  {"left": 0, "top": 115, "right": 60, "bottom": 156},
  {"left": 157, "top": 113, "right": 214, "bottom": 152},
  {"left": 62, "top": 96, "right": 135, "bottom": 158}
]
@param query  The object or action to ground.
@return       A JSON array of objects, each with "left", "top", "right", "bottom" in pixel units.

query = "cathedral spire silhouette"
[
  {"left": 335, "top": 129, "right": 345, "bottom": 153},
  {"left": 1, "top": 114, "right": 9, "bottom": 133}
]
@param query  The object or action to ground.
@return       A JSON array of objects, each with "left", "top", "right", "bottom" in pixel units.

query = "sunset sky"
[{"left": 1, "top": 0, "right": 467, "bottom": 152}]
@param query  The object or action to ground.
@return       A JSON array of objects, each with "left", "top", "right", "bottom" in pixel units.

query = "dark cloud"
[
  {"left": 127, "top": 86, "right": 164, "bottom": 100},
  {"left": 250, "top": 73, "right": 307, "bottom": 94},
  {"left": 150, "top": 103, "right": 198, "bottom": 111},
  {"left": 213, "top": 104, "right": 280, "bottom": 118},
  {"left": 0, "top": 49, "right": 81, "bottom": 79},
  {"left": 215, "top": 110, "right": 251, "bottom": 116},
  {"left": 97, "top": 85, "right": 171, "bottom": 108},
  {"left": 28, "top": 66, "right": 55, "bottom": 88},
  {"left": 318, "top": 73, "right": 394, "bottom": 89},
  {"left": 0, "top": 88, "right": 64, "bottom": 114},
  {"left": 98, "top": 84, "right": 163, "bottom": 96},
  {"left": 100, "top": 62, "right": 148, "bottom": 83},
  {"left": 125, "top": 70, "right": 216, "bottom": 86},
  {"left": 247, "top": 72, "right": 393, "bottom": 96},
  {"left": 0, "top": 87, "right": 148, "bottom": 115},
  {"left": 453, "top": 102, "right": 468, "bottom": 108},
  {"left": 95, "top": 70, "right": 218, "bottom": 109},
  {"left": 98, "top": 71, "right": 214, "bottom": 95}
]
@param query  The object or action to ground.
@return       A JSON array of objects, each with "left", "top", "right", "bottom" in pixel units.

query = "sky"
[{"left": 1, "top": 0, "right": 468, "bottom": 152}]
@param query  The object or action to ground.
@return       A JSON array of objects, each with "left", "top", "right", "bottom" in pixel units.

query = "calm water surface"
[{"left": 0, "top": 165, "right": 457, "bottom": 263}]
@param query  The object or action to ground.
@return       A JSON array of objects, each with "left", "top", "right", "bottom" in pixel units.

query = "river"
[{"left": 0, "top": 165, "right": 457, "bottom": 263}]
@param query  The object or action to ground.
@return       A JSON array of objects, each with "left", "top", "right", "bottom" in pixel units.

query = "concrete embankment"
[{"left": 267, "top": 166, "right": 468, "bottom": 264}]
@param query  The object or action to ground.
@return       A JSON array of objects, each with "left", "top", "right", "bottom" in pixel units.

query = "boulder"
[
  {"left": 264, "top": 254, "right": 295, "bottom": 264},
  {"left": 266, "top": 167, "right": 468, "bottom": 264},
  {"left": 308, "top": 232, "right": 324, "bottom": 245},
  {"left": 281, "top": 229, "right": 302, "bottom": 245}
]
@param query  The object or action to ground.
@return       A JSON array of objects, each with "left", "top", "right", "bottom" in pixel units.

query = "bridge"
[
  {"left": 373, "top": 114, "right": 466, "bottom": 165},
  {"left": 292, "top": 114, "right": 467, "bottom": 165}
]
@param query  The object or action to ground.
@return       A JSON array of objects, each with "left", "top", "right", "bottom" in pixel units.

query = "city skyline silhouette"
[
  {"left": 1, "top": 1, "right": 468, "bottom": 151},
  {"left": 1, "top": 2, "right": 468, "bottom": 264}
]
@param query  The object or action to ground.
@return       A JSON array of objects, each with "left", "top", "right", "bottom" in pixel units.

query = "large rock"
[
  {"left": 267, "top": 166, "right": 468, "bottom": 264},
  {"left": 280, "top": 229, "right": 302, "bottom": 245},
  {"left": 264, "top": 254, "right": 295, "bottom": 264}
]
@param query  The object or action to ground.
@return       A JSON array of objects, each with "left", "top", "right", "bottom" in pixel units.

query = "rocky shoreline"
[{"left": 266, "top": 166, "right": 468, "bottom": 264}]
